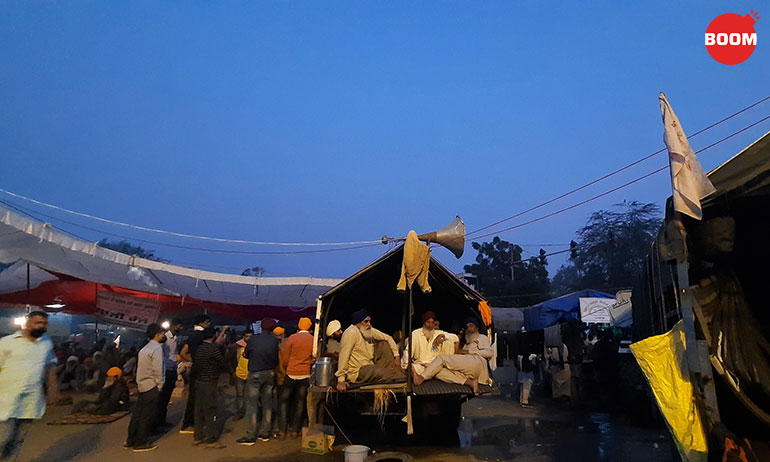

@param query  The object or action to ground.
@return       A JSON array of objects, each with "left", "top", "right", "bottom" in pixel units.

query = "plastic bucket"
[{"left": 343, "top": 445, "right": 370, "bottom": 462}]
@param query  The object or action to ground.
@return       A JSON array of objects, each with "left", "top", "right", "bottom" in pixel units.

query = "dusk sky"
[{"left": 2, "top": 1, "right": 768, "bottom": 280}]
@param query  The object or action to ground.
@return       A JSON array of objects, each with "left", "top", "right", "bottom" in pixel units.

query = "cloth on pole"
[
  {"left": 397, "top": 231, "right": 431, "bottom": 293},
  {"left": 478, "top": 301, "right": 492, "bottom": 327},
  {"left": 659, "top": 93, "right": 716, "bottom": 220},
  {"left": 630, "top": 320, "right": 707, "bottom": 462}
]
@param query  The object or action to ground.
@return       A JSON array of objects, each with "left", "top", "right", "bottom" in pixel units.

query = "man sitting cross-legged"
[
  {"left": 401, "top": 311, "right": 459, "bottom": 375},
  {"left": 412, "top": 317, "right": 493, "bottom": 395},
  {"left": 336, "top": 309, "right": 405, "bottom": 392}
]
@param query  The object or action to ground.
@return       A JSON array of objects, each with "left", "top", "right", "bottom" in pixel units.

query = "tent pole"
[
  {"left": 406, "top": 286, "right": 413, "bottom": 387},
  {"left": 406, "top": 286, "right": 414, "bottom": 435},
  {"left": 673, "top": 212, "right": 720, "bottom": 428},
  {"left": 312, "top": 296, "right": 322, "bottom": 357}
]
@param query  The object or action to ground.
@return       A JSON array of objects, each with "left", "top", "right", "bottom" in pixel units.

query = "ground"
[{"left": 17, "top": 379, "right": 676, "bottom": 462}]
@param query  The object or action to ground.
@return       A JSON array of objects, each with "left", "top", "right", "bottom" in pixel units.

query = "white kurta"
[
  {"left": 0, "top": 332, "right": 57, "bottom": 421},
  {"left": 419, "top": 332, "right": 494, "bottom": 385},
  {"left": 401, "top": 328, "right": 459, "bottom": 374},
  {"left": 335, "top": 325, "right": 399, "bottom": 382}
]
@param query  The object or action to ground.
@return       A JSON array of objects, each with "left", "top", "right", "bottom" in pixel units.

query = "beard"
[{"left": 29, "top": 328, "right": 47, "bottom": 338}]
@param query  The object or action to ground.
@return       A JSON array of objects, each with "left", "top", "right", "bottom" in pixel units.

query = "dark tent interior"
[{"left": 319, "top": 245, "right": 485, "bottom": 347}]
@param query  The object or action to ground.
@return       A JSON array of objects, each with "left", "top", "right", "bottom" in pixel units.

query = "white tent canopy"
[{"left": 0, "top": 203, "right": 341, "bottom": 308}]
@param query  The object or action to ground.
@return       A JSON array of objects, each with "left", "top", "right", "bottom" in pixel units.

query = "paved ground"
[{"left": 18, "top": 384, "right": 676, "bottom": 462}]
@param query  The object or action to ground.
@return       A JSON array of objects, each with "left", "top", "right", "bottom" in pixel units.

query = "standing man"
[
  {"left": 237, "top": 319, "right": 279, "bottom": 445},
  {"left": 192, "top": 327, "right": 226, "bottom": 449},
  {"left": 232, "top": 329, "right": 253, "bottom": 420},
  {"left": 0, "top": 311, "right": 59, "bottom": 462},
  {"left": 125, "top": 323, "right": 165, "bottom": 452},
  {"left": 276, "top": 317, "right": 314, "bottom": 439},
  {"left": 517, "top": 353, "right": 536, "bottom": 407},
  {"left": 178, "top": 315, "right": 227, "bottom": 433},
  {"left": 157, "top": 318, "right": 183, "bottom": 427}
]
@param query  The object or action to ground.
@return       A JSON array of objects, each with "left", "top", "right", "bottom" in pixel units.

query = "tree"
[
  {"left": 464, "top": 236, "right": 551, "bottom": 307},
  {"left": 553, "top": 201, "right": 662, "bottom": 294},
  {"left": 97, "top": 239, "right": 166, "bottom": 262}
]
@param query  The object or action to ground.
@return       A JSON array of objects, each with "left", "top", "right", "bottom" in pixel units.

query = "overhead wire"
[
  {"left": 2, "top": 95, "right": 769, "bottom": 249},
  {"left": 465, "top": 94, "right": 770, "bottom": 238},
  {"left": 0, "top": 188, "right": 382, "bottom": 247},
  {"left": 1, "top": 97, "right": 768, "bottom": 258},
  {"left": 468, "top": 113, "right": 770, "bottom": 242},
  {"left": 3, "top": 111, "right": 767, "bottom": 257}
]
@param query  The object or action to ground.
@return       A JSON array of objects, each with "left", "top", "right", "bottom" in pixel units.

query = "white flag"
[{"left": 659, "top": 93, "right": 716, "bottom": 220}]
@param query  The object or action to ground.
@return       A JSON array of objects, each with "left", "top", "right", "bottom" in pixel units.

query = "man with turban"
[
  {"left": 72, "top": 366, "right": 130, "bottom": 415},
  {"left": 412, "top": 318, "right": 493, "bottom": 394},
  {"left": 401, "top": 311, "right": 459, "bottom": 375},
  {"left": 336, "top": 310, "right": 404, "bottom": 391},
  {"left": 275, "top": 317, "right": 314, "bottom": 439},
  {"left": 324, "top": 320, "right": 343, "bottom": 358}
]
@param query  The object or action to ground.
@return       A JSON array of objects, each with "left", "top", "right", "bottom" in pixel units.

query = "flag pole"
[{"left": 660, "top": 92, "right": 721, "bottom": 427}]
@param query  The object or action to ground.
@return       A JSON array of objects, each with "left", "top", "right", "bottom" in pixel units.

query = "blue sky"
[{"left": 1, "top": 1, "right": 768, "bottom": 279}]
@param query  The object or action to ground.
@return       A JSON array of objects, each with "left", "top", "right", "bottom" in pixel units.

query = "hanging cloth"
[
  {"left": 397, "top": 231, "right": 431, "bottom": 293},
  {"left": 478, "top": 300, "right": 492, "bottom": 327}
]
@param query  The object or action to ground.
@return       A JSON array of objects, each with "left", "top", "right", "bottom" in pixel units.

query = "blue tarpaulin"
[{"left": 523, "top": 289, "right": 614, "bottom": 331}]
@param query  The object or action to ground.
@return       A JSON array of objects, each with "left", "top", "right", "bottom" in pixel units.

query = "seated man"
[
  {"left": 412, "top": 318, "right": 493, "bottom": 394},
  {"left": 401, "top": 311, "right": 459, "bottom": 375},
  {"left": 58, "top": 355, "right": 85, "bottom": 391},
  {"left": 72, "top": 367, "right": 130, "bottom": 415},
  {"left": 324, "top": 320, "right": 343, "bottom": 359},
  {"left": 336, "top": 310, "right": 404, "bottom": 391},
  {"left": 433, "top": 319, "right": 459, "bottom": 355}
]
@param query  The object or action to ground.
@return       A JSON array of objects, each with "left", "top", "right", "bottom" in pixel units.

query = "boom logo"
[{"left": 705, "top": 11, "right": 759, "bottom": 65}]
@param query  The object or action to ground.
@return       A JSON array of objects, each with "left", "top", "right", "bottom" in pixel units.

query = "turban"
[
  {"left": 67, "top": 355, "right": 78, "bottom": 363},
  {"left": 298, "top": 317, "right": 312, "bottom": 331},
  {"left": 261, "top": 318, "right": 277, "bottom": 331},
  {"left": 351, "top": 309, "right": 370, "bottom": 325},
  {"left": 273, "top": 326, "right": 285, "bottom": 336},
  {"left": 420, "top": 311, "right": 436, "bottom": 325},
  {"left": 463, "top": 317, "right": 480, "bottom": 328},
  {"left": 107, "top": 367, "right": 122, "bottom": 379},
  {"left": 326, "top": 320, "right": 342, "bottom": 337}
]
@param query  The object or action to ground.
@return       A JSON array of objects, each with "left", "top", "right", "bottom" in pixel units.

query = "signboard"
[
  {"left": 96, "top": 291, "right": 161, "bottom": 329},
  {"left": 579, "top": 297, "right": 615, "bottom": 324},
  {"left": 610, "top": 290, "right": 633, "bottom": 327}
]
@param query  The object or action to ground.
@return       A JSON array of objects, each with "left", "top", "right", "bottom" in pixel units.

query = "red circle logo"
[{"left": 705, "top": 11, "right": 759, "bottom": 65}]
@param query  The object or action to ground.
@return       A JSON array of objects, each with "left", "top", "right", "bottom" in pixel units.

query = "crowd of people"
[
  {"left": 511, "top": 324, "right": 621, "bottom": 408},
  {"left": 0, "top": 308, "right": 497, "bottom": 459}
]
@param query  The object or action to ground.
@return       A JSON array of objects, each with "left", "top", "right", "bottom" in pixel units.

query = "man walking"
[
  {"left": 0, "top": 311, "right": 59, "bottom": 462},
  {"left": 125, "top": 323, "right": 166, "bottom": 452},
  {"left": 237, "top": 318, "right": 279, "bottom": 445},
  {"left": 276, "top": 317, "right": 314, "bottom": 439},
  {"left": 192, "top": 327, "right": 226, "bottom": 449},
  {"left": 157, "top": 318, "right": 183, "bottom": 427}
]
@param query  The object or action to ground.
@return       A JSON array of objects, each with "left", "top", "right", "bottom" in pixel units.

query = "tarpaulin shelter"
[
  {"left": 0, "top": 203, "right": 341, "bottom": 323},
  {"left": 316, "top": 244, "right": 487, "bottom": 346},
  {"left": 523, "top": 289, "right": 614, "bottom": 331}
]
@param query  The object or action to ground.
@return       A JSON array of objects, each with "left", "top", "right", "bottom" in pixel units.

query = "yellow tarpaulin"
[{"left": 630, "top": 320, "right": 707, "bottom": 462}]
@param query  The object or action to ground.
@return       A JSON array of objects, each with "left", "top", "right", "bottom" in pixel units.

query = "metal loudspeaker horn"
[{"left": 381, "top": 216, "right": 466, "bottom": 259}]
